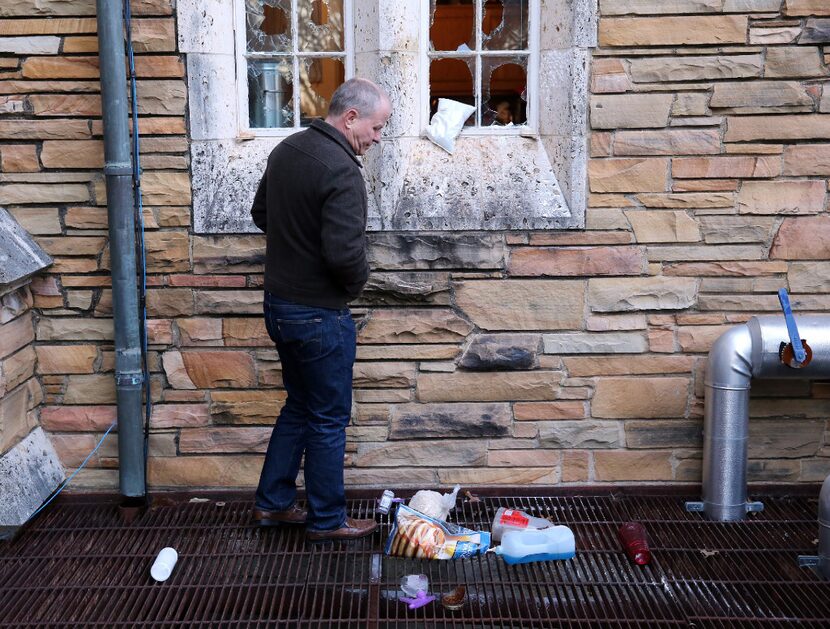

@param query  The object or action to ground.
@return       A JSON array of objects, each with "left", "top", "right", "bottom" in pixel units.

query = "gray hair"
[{"left": 328, "top": 78, "right": 385, "bottom": 118}]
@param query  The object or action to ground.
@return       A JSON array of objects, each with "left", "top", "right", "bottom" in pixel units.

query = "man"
[{"left": 250, "top": 78, "right": 392, "bottom": 542}]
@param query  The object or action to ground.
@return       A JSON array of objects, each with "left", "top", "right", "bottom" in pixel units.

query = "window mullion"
[
  {"left": 475, "top": 0, "right": 482, "bottom": 127},
  {"left": 292, "top": 0, "right": 300, "bottom": 129}
]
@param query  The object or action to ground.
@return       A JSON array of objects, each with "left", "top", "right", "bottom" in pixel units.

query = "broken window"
[
  {"left": 428, "top": 0, "right": 531, "bottom": 129},
  {"left": 245, "top": 0, "right": 348, "bottom": 130}
]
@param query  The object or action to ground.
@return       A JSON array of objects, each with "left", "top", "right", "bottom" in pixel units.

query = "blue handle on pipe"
[{"left": 777, "top": 288, "right": 807, "bottom": 365}]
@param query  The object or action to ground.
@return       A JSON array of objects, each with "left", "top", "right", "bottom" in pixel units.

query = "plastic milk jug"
[
  {"left": 494, "top": 526, "right": 576, "bottom": 565},
  {"left": 491, "top": 507, "right": 553, "bottom": 543}
]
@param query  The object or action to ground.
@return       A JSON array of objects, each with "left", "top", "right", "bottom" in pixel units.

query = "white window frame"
[
  {"left": 419, "top": 0, "right": 540, "bottom": 136},
  {"left": 234, "top": 0, "right": 355, "bottom": 137}
]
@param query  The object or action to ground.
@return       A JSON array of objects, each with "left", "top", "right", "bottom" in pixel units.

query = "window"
[
  {"left": 424, "top": 0, "right": 537, "bottom": 131},
  {"left": 239, "top": 0, "right": 353, "bottom": 132}
]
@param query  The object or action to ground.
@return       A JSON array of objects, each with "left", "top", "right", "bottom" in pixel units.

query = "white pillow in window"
[{"left": 425, "top": 98, "right": 475, "bottom": 154}]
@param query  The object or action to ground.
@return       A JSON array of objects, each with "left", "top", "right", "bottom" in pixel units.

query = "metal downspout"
[
  {"left": 96, "top": 0, "right": 145, "bottom": 498},
  {"left": 689, "top": 315, "right": 830, "bottom": 522}
]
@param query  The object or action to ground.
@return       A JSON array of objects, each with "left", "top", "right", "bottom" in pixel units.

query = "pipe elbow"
[{"left": 705, "top": 324, "right": 753, "bottom": 390}]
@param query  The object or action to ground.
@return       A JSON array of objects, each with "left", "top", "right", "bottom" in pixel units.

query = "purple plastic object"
[{"left": 400, "top": 591, "right": 436, "bottom": 610}]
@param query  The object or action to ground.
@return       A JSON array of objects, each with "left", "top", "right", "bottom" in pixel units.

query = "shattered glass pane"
[
  {"left": 429, "top": 0, "right": 475, "bottom": 52},
  {"left": 429, "top": 57, "right": 475, "bottom": 125},
  {"left": 481, "top": 57, "right": 527, "bottom": 126},
  {"left": 248, "top": 59, "right": 294, "bottom": 128},
  {"left": 246, "top": 0, "right": 292, "bottom": 53},
  {"left": 483, "top": 0, "right": 528, "bottom": 51},
  {"left": 300, "top": 57, "right": 345, "bottom": 124},
  {"left": 299, "top": 0, "right": 344, "bottom": 52}
]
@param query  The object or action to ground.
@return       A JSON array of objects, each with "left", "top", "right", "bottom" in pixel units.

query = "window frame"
[
  {"left": 419, "top": 0, "right": 540, "bottom": 136},
  {"left": 234, "top": 0, "right": 355, "bottom": 137}
]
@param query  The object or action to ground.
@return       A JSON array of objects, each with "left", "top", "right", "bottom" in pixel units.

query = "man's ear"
[{"left": 344, "top": 108, "right": 360, "bottom": 128}]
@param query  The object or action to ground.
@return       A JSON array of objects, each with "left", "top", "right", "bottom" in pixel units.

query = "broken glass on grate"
[
  {"left": 246, "top": 0, "right": 292, "bottom": 53},
  {"left": 483, "top": 0, "right": 528, "bottom": 51},
  {"left": 248, "top": 59, "right": 294, "bottom": 128},
  {"left": 298, "top": 0, "right": 344, "bottom": 52},
  {"left": 429, "top": 57, "right": 476, "bottom": 125},
  {"left": 481, "top": 57, "right": 527, "bottom": 126},
  {"left": 429, "top": 0, "right": 475, "bottom": 52},
  {"left": 300, "top": 57, "right": 345, "bottom": 124}
]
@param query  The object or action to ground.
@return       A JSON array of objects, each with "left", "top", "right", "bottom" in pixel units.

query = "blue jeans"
[{"left": 254, "top": 291, "right": 356, "bottom": 532}]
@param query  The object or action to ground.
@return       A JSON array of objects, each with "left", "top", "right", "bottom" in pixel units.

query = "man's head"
[{"left": 326, "top": 78, "right": 392, "bottom": 156}]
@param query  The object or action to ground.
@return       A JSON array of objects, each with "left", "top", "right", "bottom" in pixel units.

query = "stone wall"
[{"left": 0, "top": 0, "right": 828, "bottom": 491}]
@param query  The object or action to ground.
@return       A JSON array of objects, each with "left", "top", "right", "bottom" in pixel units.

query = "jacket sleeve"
[
  {"left": 250, "top": 172, "right": 267, "bottom": 233},
  {"left": 319, "top": 164, "right": 369, "bottom": 299}
]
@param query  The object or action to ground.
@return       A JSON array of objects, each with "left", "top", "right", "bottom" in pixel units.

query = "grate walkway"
[{"left": 1, "top": 489, "right": 828, "bottom": 627}]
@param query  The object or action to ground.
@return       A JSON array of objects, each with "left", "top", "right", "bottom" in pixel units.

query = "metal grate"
[{"left": 1, "top": 489, "right": 827, "bottom": 627}]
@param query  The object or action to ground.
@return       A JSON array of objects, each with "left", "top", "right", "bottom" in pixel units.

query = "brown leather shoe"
[
  {"left": 252, "top": 504, "right": 307, "bottom": 527},
  {"left": 306, "top": 517, "right": 378, "bottom": 542}
]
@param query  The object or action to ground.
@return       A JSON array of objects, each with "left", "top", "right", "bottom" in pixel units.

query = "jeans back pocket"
[{"left": 273, "top": 317, "right": 324, "bottom": 361}]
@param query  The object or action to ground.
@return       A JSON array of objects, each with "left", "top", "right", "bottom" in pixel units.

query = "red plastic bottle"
[{"left": 618, "top": 521, "right": 651, "bottom": 565}]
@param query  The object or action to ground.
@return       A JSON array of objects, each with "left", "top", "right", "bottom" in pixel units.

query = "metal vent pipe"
[{"left": 687, "top": 315, "right": 830, "bottom": 521}]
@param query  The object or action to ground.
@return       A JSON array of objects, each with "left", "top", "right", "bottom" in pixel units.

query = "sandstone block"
[
  {"left": 0, "top": 345, "right": 35, "bottom": 395},
  {"left": 749, "top": 25, "right": 801, "bottom": 45},
  {"left": 148, "top": 455, "right": 262, "bottom": 487},
  {"left": 543, "top": 331, "right": 647, "bottom": 354},
  {"left": 514, "top": 401, "right": 585, "bottom": 420},
  {"left": 436, "top": 467, "right": 558, "bottom": 485},
  {"left": 142, "top": 171, "right": 191, "bottom": 206},
  {"left": 40, "top": 140, "right": 103, "bottom": 169},
  {"left": 356, "top": 344, "right": 459, "bottom": 361},
  {"left": 367, "top": 233, "right": 505, "bottom": 270},
  {"left": 195, "top": 290, "right": 262, "bottom": 315},
  {"left": 161, "top": 351, "right": 195, "bottom": 389},
  {"left": 509, "top": 246, "right": 646, "bottom": 276},
  {"left": 417, "top": 371, "right": 562, "bottom": 402},
  {"left": 0, "top": 119, "right": 91, "bottom": 140},
  {"left": 673, "top": 156, "right": 780, "bottom": 179},
  {"left": 799, "top": 18, "right": 830, "bottom": 44},
  {"left": 36, "top": 236, "right": 105, "bottom": 257},
  {"left": 488, "top": 449, "right": 560, "bottom": 467},
  {"left": 629, "top": 54, "right": 761, "bottom": 83},
  {"left": 747, "top": 459, "right": 801, "bottom": 482},
  {"left": 0, "top": 144, "right": 38, "bottom": 172},
  {"left": 538, "top": 420, "right": 621, "bottom": 449},
  {"left": 788, "top": 262, "right": 830, "bottom": 292},
  {"left": 625, "top": 211, "right": 700, "bottom": 243},
  {"left": 712, "top": 81, "right": 813, "bottom": 114},
  {"left": 29, "top": 94, "right": 101, "bottom": 117},
  {"left": 179, "top": 426, "right": 271, "bottom": 454},
  {"left": 146, "top": 288, "right": 194, "bottom": 317},
  {"left": 725, "top": 115, "right": 830, "bottom": 142},
  {"left": 36, "top": 317, "right": 112, "bottom": 342},
  {"left": 749, "top": 419, "right": 823, "bottom": 458},
  {"left": 355, "top": 440, "right": 487, "bottom": 467},
  {"left": 177, "top": 318, "right": 223, "bottom": 346},
  {"left": 594, "top": 450, "right": 673, "bottom": 481},
  {"left": 210, "top": 390, "right": 286, "bottom": 425},
  {"left": 592, "top": 377, "right": 689, "bottom": 418},
  {"left": 344, "top": 468, "right": 437, "bottom": 486},
  {"left": 458, "top": 334, "right": 540, "bottom": 371},
  {"left": 591, "top": 58, "right": 632, "bottom": 93},
  {"left": 192, "top": 235, "right": 265, "bottom": 274},
  {"left": 586, "top": 314, "right": 647, "bottom": 332},
  {"left": 358, "top": 308, "right": 472, "bottom": 343},
  {"left": 22, "top": 55, "right": 99, "bottom": 78},
  {"left": 738, "top": 180, "right": 826, "bottom": 215},
  {"left": 528, "top": 232, "right": 634, "bottom": 246},
  {"left": 783, "top": 144, "right": 830, "bottom": 176},
  {"left": 63, "top": 374, "right": 116, "bottom": 404},
  {"left": 389, "top": 402, "right": 511, "bottom": 439},
  {"left": 40, "top": 405, "right": 116, "bottom": 431},
  {"left": 358, "top": 272, "right": 451, "bottom": 306},
  {"left": 0, "top": 385, "right": 33, "bottom": 452},
  {"left": 588, "top": 277, "right": 697, "bottom": 312},
  {"left": 353, "top": 362, "right": 416, "bottom": 389},
  {"left": 588, "top": 158, "right": 668, "bottom": 193},
  {"left": 645, "top": 244, "right": 766, "bottom": 262},
  {"left": 35, "top": 344, "right": 96, "bottom": 374},
  {"left": 562, "top": 450, "right": 590, "bottom": 482},
  {"left": 590, "top": 94, "right": 672, "bottom": 129},
  {"left": 0, "top": 183, "right": 89, "bottom": 205},
  {"left": 770, "top": 216, "right": 830, "bottom": 260},
  {"left": 600, "top": 0, "right": 723, "bottom": 14},
  {"left": 177, "top": 351, "right": 257, "bottom": 389},
  {"left": 786, "top": 0, "right": 830, "bottom": 16},
  {"left": 664, "top": 261, "right": 788, "bottom": 277},
  {"left": 600, "top": 16, "right": 747, "bottom": 47},
  {"left": 677, "top": 325, "right": 731, "bottom": 352},
  {"left": 455, "top": 280, "right": 584, "bottom": 331},
  {"left": 223, "top": 317, "right": 271, "bottom": 347},
  {"left": 0, "top": 311, "right": 34, "bottom": 358},
  {"left": 150, "top": 403, "right": 210, "bottom": 428},
  {"left": 613, "top": 129, "right": 721, "bottom": 156}
]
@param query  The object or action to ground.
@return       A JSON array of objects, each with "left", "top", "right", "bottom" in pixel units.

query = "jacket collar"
[{"left": 310, "top": 119, "right": 362, "bottom": 167}]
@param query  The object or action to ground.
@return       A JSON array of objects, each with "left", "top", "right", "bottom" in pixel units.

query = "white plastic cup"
[{"left": 150, "top": 547, "right": 178, "bottom": 582}]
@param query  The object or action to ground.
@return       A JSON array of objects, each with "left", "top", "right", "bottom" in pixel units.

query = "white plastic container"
[
  {"left": 494, "top": 526, "right": 575, "bottom": 565},
  {"left": 491, "top": 507, "right": 552, "bottom": 543},
  {"left": 150, "top": 547, "right": 178, "bottom": 582}
]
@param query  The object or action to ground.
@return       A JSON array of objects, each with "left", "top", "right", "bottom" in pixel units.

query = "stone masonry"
[{"left": 0, "top": 0, "right": 828, "bottom": 491}]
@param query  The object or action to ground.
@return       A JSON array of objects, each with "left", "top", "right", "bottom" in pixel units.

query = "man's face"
[{"left": 345, "top": 98, "right": 392, "bottom": 156}]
